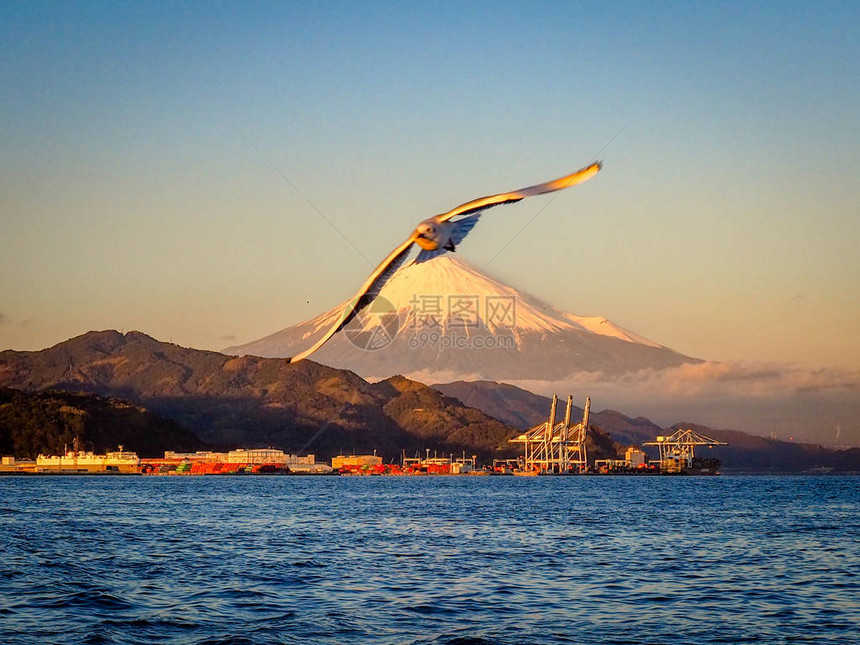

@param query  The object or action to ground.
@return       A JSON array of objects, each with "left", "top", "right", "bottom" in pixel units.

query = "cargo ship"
[{"left": 35, "top": 442, "right": 140, "bottom": 474}]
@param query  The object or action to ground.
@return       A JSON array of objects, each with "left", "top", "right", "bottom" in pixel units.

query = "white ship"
[{"left": 36, "top": 441, "right": 140, "bottom": 474}]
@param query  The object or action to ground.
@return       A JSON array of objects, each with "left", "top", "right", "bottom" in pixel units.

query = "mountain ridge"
[
  {"left": 3, "top": 330, "right": 857, "bottom": 471},
  {"left": 0, "top": 330, "right": 526, "bottom": 460}
]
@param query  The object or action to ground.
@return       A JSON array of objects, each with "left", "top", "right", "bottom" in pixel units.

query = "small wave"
[
  {"left": 192, "top": 636, "right": 255, "bottom": 645},
  {"left": 291, "top": 558, "right": 327, "bottom": 568},
  {"left": 29, "top": 590, "right": 134, "bottom": 612}
]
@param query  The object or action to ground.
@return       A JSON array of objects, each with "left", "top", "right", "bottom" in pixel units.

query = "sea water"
[{"left": 1, "top": 475, "right": 858, "bottom": 644}]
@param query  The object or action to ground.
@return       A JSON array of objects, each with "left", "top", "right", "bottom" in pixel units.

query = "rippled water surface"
[{"left": 1, "top": 475, "right": 858, "bottom": 644}]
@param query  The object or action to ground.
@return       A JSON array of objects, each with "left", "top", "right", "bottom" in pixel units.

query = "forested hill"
[{"left": 0, "top": 387, "right": 203, "bottom": 459}]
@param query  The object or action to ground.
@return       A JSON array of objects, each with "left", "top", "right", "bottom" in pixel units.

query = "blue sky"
[{"left": 2, "top": 1, "right": 859, "bottom": 375}]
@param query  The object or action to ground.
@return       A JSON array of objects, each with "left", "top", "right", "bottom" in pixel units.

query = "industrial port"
[{"left": 0, "top": 395, "right": 727, "bottom": 476}]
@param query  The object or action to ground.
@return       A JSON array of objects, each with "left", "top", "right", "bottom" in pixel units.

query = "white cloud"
[
  {"left": 508, "top": 361, "right": 860, "bottom": 446},
  {"left": 367, "top": 360, "right": 860, "bottom": 446}
]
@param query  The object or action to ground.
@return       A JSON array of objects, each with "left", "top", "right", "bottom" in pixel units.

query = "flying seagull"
[{"left": 287, "top": 161, "right": 602, "bottom": 363}]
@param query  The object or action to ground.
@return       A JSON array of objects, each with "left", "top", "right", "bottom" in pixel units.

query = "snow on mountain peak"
[
  {"left": 224, "top": 255, "right": 695, "bottom": 380},
  {"left": 368, "top": 256, "right": 662, "bottom": 346},
  {"left": 231, "top": 255, "right": 662, "bottom": 357}
]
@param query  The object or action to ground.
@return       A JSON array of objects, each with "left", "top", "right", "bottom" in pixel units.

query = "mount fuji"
[{"left": 225, "top": 256, "right": 699, "bottom": 382}]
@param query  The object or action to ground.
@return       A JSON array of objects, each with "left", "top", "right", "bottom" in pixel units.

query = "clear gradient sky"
[{"left": 2, "top": 2, "right": 859, "bottom": 377}]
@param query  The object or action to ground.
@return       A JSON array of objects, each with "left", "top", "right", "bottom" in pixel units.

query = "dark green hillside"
[{"left": 0, "top": 387, "right": 203, "bottom": 459}]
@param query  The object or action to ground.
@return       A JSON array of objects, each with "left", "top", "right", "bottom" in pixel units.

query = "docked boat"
[{"left": 36, "top": 443, "right": 140, "bottom": 474}]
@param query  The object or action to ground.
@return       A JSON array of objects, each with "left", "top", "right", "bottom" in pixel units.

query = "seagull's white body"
[
  {"left": 287, "top": 162, "right": 602, "bottom": 363},
  {"left": 414, "top": 219, "right": 455, "bottom": 251}
]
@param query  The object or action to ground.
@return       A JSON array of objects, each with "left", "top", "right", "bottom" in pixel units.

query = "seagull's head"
[{"left": 414, "top": 219, "right": 442, "bottom": 251}]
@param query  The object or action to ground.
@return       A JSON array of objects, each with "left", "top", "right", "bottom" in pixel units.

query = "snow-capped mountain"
[{"left": 224, "top": 256, "right": 698, "bottom": 381}]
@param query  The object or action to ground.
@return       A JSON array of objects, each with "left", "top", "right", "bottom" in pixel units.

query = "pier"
[
  {"left": 508, "top": 394, "right": 590, "bottom": 474},
  {"left": 643, "top": 428, "right": 727, "bottom": 474}
]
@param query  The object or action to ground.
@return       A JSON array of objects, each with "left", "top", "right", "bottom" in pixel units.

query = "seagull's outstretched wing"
[
  {"left": 286, "top": 234, "right": 417, "bottom": 363},
  {"left": 435, "top": 161, "right": 602, "bottom": 223},
  {"left": 414, "top": 162, "right": 601, "bottom": 264}
]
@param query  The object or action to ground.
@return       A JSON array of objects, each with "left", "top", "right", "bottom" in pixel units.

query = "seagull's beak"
[{"left": 415, "top": 233, "right": 438, "bottom": 251}]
